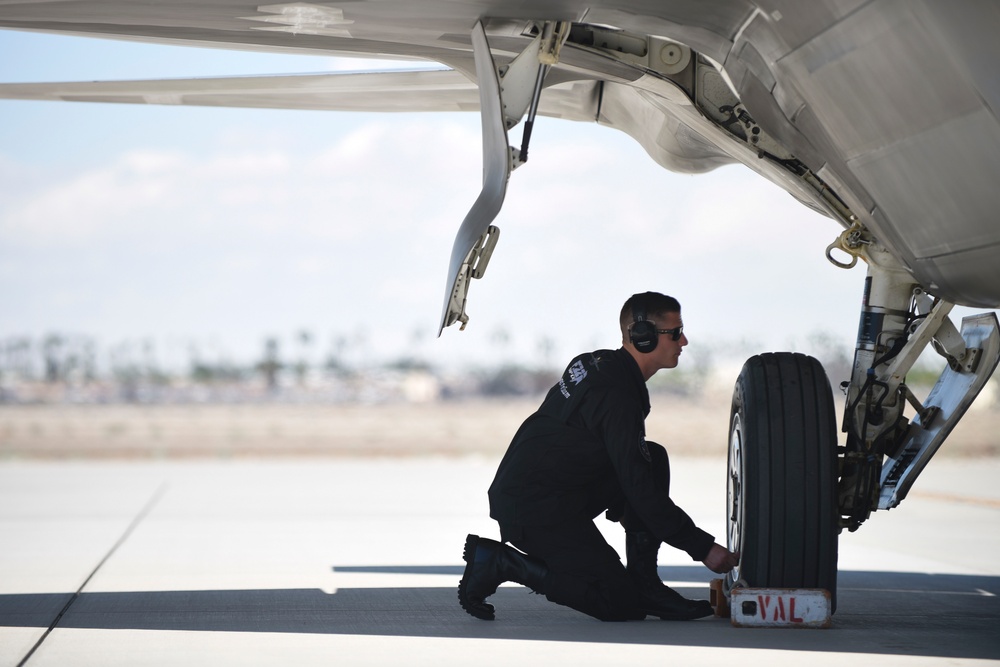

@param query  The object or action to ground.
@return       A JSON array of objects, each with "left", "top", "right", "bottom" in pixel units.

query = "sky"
[{"left": 0, "top": 28, "right": 989, "bottom": 377}]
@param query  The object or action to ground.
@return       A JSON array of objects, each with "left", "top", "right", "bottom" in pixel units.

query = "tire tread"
[{"left": 730, "top": 352, "right": 838, "bottom": 608}]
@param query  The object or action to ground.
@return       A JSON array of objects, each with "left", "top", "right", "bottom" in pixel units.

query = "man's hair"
[{"left": 619, "top": 292, "right": 681, "bottom": 340}]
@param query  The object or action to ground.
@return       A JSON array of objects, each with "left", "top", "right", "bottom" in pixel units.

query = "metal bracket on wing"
[{"left": 438, "top": 20, "right": 568, "bottom": 334}]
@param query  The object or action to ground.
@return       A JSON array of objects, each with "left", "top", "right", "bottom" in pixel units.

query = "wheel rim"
[{"left": 727, "top": 413, "right": 744, "bottom": 586}]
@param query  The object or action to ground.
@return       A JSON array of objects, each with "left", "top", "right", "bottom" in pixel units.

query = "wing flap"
[
  {"left": 0, "top": 69, "right": 599, "bottom": 120},
  {"left": 0, "top": 69, "right": 476, "bottom": 112}
]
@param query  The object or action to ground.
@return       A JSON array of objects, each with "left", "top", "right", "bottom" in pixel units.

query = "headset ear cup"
[
  {"left": 629, "top": 294, "right": 658, "bottom": 353},
  {"left": 630, "top": 320, "right": 658, "bottom": 353}
]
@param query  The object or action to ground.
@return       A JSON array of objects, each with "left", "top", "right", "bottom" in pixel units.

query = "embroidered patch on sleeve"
[
  {"left": 568, "top": 360, "right": 588, "bottom": 385},
  {"left": 558, "top": 360, "right": 588, "bottom": 398}
]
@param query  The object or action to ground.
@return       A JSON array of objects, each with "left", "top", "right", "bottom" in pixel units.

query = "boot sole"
[{"left": 458, "top": 534, "right": 495, "bottom": 621}]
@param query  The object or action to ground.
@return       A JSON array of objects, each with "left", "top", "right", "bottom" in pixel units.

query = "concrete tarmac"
[{"left": 1, "top": 456, "right": 998, "bottom": 666}]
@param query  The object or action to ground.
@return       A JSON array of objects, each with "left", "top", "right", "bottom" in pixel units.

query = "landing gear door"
[
  {"left": 438, "top": 21, "right": 511, "bottom": 334},
  {"left": 879, "top": 312, "right": 1000, "bottom": 508}
]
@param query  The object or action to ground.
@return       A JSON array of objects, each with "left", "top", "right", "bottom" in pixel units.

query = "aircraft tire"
[{"left": 726, "top": 352, "right": 839, "bottom": 610}]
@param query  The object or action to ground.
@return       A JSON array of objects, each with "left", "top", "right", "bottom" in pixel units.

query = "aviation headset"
[{"left": 629, "top": 294, "right": 660, "bottom": 354}]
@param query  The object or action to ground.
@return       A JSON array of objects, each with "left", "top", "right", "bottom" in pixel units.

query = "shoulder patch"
[
  {"left": 568, "top": 360, "right": 588, "bottom": 385},
  {"left": 558, "top": 359, "right": 589, "bottom": 398}
]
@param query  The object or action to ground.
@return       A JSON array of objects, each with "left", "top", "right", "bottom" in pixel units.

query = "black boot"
[
  {"left": 626, "top": 531, "right": 713, "bottom": 620},
  {"left": 458, "top": 534, "right": 548, "bottom": 621}
]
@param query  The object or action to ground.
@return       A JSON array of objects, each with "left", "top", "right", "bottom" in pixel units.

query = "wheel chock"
[
  {"left": 709, "top": 578, "right": 731, "bottom": 618},
  {"left": 731, "top": 588, "right": 832, "bottom": 628},
  {"left": 710, "top": 580, "right": 832, "bottom": 628}
]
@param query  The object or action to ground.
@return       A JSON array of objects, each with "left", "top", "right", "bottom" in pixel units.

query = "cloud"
[{"left": 1, "top": 150, "right": 185, "bottom": 243}]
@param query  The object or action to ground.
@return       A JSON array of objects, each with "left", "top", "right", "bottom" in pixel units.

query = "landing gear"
[
  {"left": 724, "top": 234, "right": 999, "bottom": 615},
  {"left": 831, "top": 234, "right": 1000, "bottom": 525},
  {"left": 726, "top": 353, "right": 840, "bottom": 609}
]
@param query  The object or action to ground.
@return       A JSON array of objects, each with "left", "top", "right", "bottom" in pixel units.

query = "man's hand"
[{"left": 702, "top": 543, "right": 739, "bottom": 574}]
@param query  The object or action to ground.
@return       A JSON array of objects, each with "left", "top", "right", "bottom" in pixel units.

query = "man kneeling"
[{"left": 458, "top": 292, "right": 738, "bottom": 621}]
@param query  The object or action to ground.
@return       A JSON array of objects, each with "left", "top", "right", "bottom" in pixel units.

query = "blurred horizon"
[{"left": 5, "top": 326, "right": 995, "bottom": 409}]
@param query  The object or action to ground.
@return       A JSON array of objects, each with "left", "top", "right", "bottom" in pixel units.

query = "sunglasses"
[{"left": 656, "top": 326, "right": 684, "bottom": 341}]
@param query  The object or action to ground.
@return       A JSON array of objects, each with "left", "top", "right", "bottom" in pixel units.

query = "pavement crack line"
[{"left": 17, "top": 483, "right": 169, "bottom": 667}]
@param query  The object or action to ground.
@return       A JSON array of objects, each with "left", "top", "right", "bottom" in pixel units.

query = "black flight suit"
[{"left": 488, "top": 347, "right": 714, "bottom": 621}]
